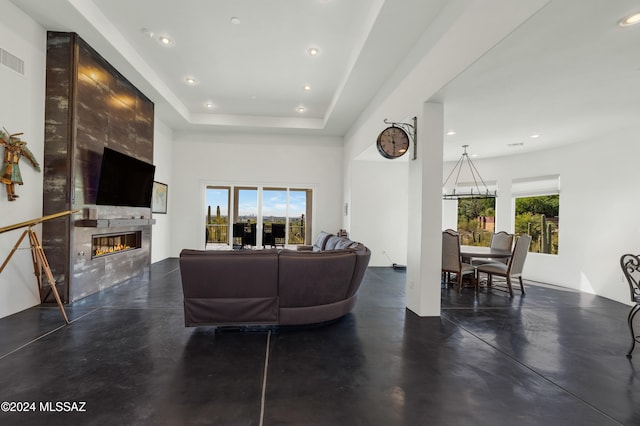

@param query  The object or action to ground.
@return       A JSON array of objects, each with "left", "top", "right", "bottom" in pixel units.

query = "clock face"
[{"left": 377, "top": 126, "right": 410, "bottom": 159}]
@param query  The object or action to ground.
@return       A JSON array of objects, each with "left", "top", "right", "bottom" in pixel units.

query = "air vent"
[{"left": 0, "top": 47, "right": 25, "bottom": 75}]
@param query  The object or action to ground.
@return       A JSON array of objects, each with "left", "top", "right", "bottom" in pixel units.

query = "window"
[
  {"left": 457, "top": 198, "right": 496, "bottom": 247},
  {"left": 205, "top": 187, "right": 230, "bottom": 244},
  {"left": 512, "top": 175, "right": 560, "bottom": 255},
  {"left": 235, "top": 187, "right": 258, "bottom": 223},
  {"left": 205, "top": 185, "right": 312, "bottom": 248},
  {"left": 288, "top": 189, "right": 310, "bottom": 244},
  {"left": 514, "top": 195, "right": 559, "bottom": 254}
]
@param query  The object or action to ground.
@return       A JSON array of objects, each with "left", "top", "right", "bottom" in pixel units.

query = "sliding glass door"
[{"left": 205, "top": 185, "right": 312, "bottom": 248}]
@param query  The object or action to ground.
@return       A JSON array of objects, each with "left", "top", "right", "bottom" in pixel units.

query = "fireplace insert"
[{"left": 92, "top": 231, "right": 142, "bottom": 258}]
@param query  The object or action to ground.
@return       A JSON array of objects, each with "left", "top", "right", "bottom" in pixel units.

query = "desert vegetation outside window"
[
  {"left": 457, "top": 198, "right": 496, "bottom": 247},
  {"left": 514, "top": 194, "right": 559, "bottom": 254}
]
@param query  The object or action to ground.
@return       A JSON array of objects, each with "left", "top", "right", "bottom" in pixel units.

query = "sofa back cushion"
[
  {"left": 179, "top": 249, "right": 279, "bottom": 298},
  {"left": 312, "top": 231, "right": 333, "bottom": 251},
  {"left": 334, "top": 238, "right": 356, "bottom": 250},
  {"left": 323, "top": 235, "right": 341, "bottom": 250},
  {"left": 278, "top": 250, "right": 356, "bottom": 307}
]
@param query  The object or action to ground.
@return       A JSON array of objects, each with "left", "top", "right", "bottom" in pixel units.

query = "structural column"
[{"left": 405, "top": 102, "right": 443, "bottom": 316}]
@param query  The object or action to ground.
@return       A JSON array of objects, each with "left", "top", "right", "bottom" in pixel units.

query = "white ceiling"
[
  {"left": 9, "top": 0, "right": 640, "bottom": 161},
  {"left": 433, "top": 0, "right": 640, "bottom": 161}
]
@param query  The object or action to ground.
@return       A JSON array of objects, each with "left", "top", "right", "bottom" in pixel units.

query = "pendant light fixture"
[{"left": 442, "top": 145, "right": 496, "bottom": 199}]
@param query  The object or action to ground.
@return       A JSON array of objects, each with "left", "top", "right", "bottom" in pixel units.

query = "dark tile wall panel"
[
  {"left": 42, "top": 32, "right": 74, "bottom": 301},
  {"left": 42, "top": 32, "right": 154, "bottom": 303}
]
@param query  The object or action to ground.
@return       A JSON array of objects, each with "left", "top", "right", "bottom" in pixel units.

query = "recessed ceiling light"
[
  {"left": 307, "top": 47, "right": 319, "bottom": 56},
  {"left": 446, "top": 130, "right": 456, "bottom": 136},
  {"left": 530, "top": 133, "right": 541, "bottom": 138},
  {"left": 205, "top": 102, "right": 214, "bottom": 109},
  {"left": 158, "top": 36, "right": 173, "bottom": 46},
  {"left": 297, "top": 106, "right": 306, "bottom": 113},
  {"left": 185, "top": 77, "right": 197, "bottom": 85},
  {"left": 230, "top": 17, "right": 241, "bottom": 25},
  {"left": 619, "top": 12, "right": 640, "bottom": 27},
  {"left": 303, "top": 84, "right": 311, "bottom": 91}
]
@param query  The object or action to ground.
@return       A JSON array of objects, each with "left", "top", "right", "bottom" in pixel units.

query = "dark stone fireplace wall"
[{"left": 42, "top": 32, "right": 154, "bottom": 303}]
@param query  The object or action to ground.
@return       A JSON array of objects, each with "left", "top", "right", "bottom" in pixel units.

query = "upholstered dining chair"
[
  {"left": 620, "top": 254, "right": 640, "bottom": 358},
  {"left": 475, "top": 234, "right": 532, "bottom": 297},
  {"left": 232, "top": 223, "right": 245, "bottom": 249},
  {"left": 471, "top": 231, "right": 514, "bottom": 266},
  {"left": 271, "top": 223, "right": 286, "bottom": 247},
  {"left": 442, "top": 229, "right": 476, "bottom": 293}
]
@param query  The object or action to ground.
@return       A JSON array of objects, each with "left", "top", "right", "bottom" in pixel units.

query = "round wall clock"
[{"left": 376, "top": 126, "right": 410, "bottom": 159}]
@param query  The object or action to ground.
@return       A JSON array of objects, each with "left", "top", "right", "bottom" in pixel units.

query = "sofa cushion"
[
  {"left": 323, "top": 235, "right": 342, "bottom": 250},
  {"left": 180, "top": 248, "right": 280, "bottom": 326},
  {"left": 278, "top": 250, "right": 356, "bottom": 307},
  {"left": 312, "top": 231, "right": 333, "bottom": 251},
  {"left": 334, "top": 238, "right": 355, "bottom": 250},
  {"left": 179, "top": 249, "right": 279, "bottom": 298}
]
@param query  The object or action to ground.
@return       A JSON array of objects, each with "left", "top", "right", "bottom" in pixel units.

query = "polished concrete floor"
[{"left": 0, "top": 259, "right": 638, "bottom": 425}]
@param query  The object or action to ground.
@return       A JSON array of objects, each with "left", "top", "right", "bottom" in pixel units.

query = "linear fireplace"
[
  {"left": 69, "top": 212, "right": 153, "bottom": 302},
  {"left": 92, "top": 231, "right": 142, "bottom": 259}
]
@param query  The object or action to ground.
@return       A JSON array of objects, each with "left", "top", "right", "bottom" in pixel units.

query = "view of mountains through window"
[{"left": 205, "top": 186, "right": 311, "bottom": 246}]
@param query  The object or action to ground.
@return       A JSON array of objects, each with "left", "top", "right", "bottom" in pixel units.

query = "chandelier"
[{"left": 442, "top": 145, "right": 496, "bottom": 199}]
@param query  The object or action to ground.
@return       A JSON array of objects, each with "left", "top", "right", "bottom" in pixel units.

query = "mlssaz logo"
[{"left": 39, "top": 401, "right": 87, "bottom": 412}]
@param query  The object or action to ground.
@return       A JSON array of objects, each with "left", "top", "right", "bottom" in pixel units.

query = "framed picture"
[{"left": 152, "top": 181, "right": 168, "bottom": 214}]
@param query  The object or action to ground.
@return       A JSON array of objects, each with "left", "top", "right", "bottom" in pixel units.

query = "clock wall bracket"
[{"left": 382, "top": 117, "right": 417, "bottom": 160}]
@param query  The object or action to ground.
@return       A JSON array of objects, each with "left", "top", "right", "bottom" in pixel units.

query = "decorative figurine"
[{"left": 0, "top": 128, "right": 41, "bottom": 201}]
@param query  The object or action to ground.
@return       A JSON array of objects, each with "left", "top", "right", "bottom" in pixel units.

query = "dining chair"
[
  {"left": 471, "top": 231, "right": 514, "bottom": 266},
  {"left": 232, "top": 223, "right": 245, "bottom": 249},
  {"left": 442, "top": 229, "right": 476, "bottom": 293},
  {"left": 619, "top": 254, "right": 640, "bottom": 358},
  {"left": 271, "top": 223, "right": 286, "bottom": 247},
  {"left": 475, "top": 234, "right": 532, "bottom": 296}
]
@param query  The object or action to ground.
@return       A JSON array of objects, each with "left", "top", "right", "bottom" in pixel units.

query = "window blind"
[{"left": 511, "top": 175, "right": 560, "bottom": 197}]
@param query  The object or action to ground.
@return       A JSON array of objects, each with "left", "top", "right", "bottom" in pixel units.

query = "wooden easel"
[{"left": 0, "top": 210, "right": 79, "bottom": 324}]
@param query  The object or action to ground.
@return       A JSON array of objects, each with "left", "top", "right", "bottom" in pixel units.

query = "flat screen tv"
[{"left": 95, "top": 147, "right": 156, "bottom": 208}]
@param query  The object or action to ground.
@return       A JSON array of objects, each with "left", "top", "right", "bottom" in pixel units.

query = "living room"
[
  {"left": 1, "top": 0, "right": 638, "bottom": 319},
  {"left": 2, "top": 1, "right": 640, "bottom": 424}
]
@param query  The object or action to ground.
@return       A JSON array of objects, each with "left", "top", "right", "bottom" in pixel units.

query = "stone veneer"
[{"left": 42, "top": 32, "right": 154, "bottom": 303}]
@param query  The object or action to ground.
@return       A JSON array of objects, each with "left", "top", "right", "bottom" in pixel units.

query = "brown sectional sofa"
[{"left": 179, "top": 235, "right": 370, "bottom": 327}]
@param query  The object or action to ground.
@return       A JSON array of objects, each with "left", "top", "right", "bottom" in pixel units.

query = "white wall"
[
  {"left": 342, "top": 0, "right": 548, "bottom": 316},
  {"left": 351, "top": 160, "right": 408, "bottom": 266},
  {"left": 0, "top": 0, "right": 46, "bottom": 318},
  {"left": 169, "top": 132, "right": 344, "bottom": 256},
  {"left": 440, "top": 129, "right": 639, "bottom": 305},
  {"left": 151, "top": 119, "right": 173, "bottom": 263}
]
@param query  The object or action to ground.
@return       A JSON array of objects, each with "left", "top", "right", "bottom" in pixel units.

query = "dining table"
[{"left": 460, "top": 245, "right": 511, "bottom": 262}]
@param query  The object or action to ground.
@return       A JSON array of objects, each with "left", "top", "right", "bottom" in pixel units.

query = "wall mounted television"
[{"left": 95, "top": 147, "right": 156, "bottom": 208}]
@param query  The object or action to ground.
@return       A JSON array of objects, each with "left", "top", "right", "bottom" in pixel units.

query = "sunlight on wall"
[{"left": 579, "top": 271, "right": 596, "bottom": 294}]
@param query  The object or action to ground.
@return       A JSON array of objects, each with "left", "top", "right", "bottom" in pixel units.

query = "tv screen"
[{"left": 95, "top": 147, "right": 156, "bottom": 208}]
